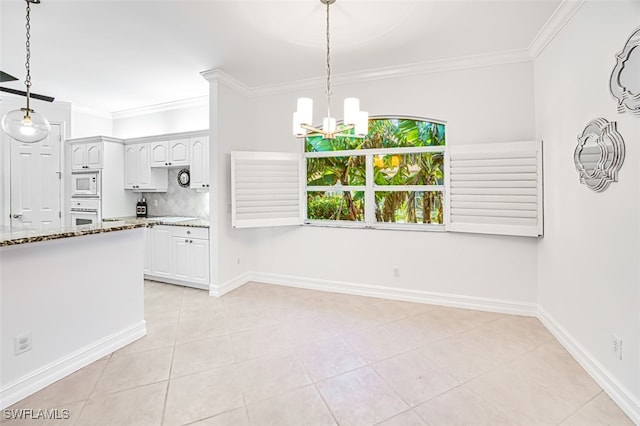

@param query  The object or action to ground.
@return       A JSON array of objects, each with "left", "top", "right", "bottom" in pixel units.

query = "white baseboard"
[
  {"left": 538, "top": 307, "right": 640, "bottom": 424},
  {"left": 211, "top": 271, "right": 252, "bottom": 297},
  {"left": 0, "top": 321, "right": 147, "bottom": 410},
  {"left": 248, "top": 271, "right": 537, "bottom": 316}
]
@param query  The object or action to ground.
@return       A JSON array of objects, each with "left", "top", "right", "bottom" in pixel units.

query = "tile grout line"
[{"left": 160, "top": 285, "right": 186, "bottom": 426}]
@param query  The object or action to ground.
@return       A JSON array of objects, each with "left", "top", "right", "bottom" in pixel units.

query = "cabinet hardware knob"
[
  {"left": 190, "top": 240, "right": 193, "bottom": 243},
  {"left": 185, "top": 239, "right": 188, "bottom": 243},
  {"left": 187, "top": 230, "right": 191, "bottom": 234}
]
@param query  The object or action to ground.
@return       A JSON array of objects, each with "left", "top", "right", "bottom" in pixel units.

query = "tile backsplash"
[{"left": 142, "top": 169, "right": 209, "bottom": 218}]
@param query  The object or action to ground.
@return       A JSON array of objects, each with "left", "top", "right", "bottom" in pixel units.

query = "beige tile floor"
[{"left": 6, "top": 280, "right": 634, "bottom": 426}]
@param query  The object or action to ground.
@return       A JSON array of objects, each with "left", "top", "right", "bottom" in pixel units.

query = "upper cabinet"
[
  {"left": 189, "top": 136, "right": 210, "bottom": 189},
  {"left": 71, "top": 142, "right": 103, "bottom": 170},
  {"left": 123, "top": 130, "right": 208, "bottom": 192},
  {"left": 150, "top": 139, "right": 190, "bottom": 167},
  {"left": 124, "top": 143, "right": 168, "bottom": 191}
]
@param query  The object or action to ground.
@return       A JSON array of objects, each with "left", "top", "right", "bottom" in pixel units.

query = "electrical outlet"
[
  {"left": 236, "top": 257, "right": 241, "bottom": 265},
  {"left": 153, "top": 199, "right": 158, "bottom": 207},
  {"left": 14, "top": 332, "right": 32, "bottom": 355},
  {"left": 393, "top": 267, "right": 400, "bottom": 277},
  {"left": 612, "top": 335, "right": 623, "bottom": 360}
]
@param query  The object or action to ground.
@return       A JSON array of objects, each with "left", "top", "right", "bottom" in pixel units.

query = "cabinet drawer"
[{"left": 171, "top": 226, "right": 208, "bottom": 240}]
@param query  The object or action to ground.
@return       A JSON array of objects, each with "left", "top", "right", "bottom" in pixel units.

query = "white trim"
[
  {"left": 248, "top": 272, "right": 537, "bottom": 316},
  {"left": 250, "top": 50, "right": 532, "bottom": 97},
  {"left": 528, "top": 0, "right": 586, "bottom": 59},
  {"left": 200, "top": 69, "right": 252, "bottom": 97},
  {"left": 111, "top": 96, "right": 209, "bottom": 120},
  {"left": 0, "top": 321, "right": 146, "bottom": 410},
  {"left": 211, "top": 272, "right": 252, "bottom": 297},
  {"left": 538, "top": 307, "right": 640, "bottom": 424},
  {"left": 199, "top": 50, "right": 531, "bottom": 99}
]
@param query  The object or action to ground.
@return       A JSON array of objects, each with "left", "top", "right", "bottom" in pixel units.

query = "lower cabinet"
[{"left": 145, "top": 225, "right": 210, "bottom": 289}]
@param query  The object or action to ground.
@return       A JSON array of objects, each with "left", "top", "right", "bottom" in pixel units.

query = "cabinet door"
[
  {"left": 190, "top": 136, "right": 209, "bottom": 189},
  {"left": 172, "top": 236, "right": 190, "bottom": 281},
  {"left": 71, "top": 144, "right": 87, "bottom": 170},
  {"left": 86, "top": 143, "right": 103, "bottom": 169},
  {"left": 169, "top": 139, "right": 190, "bottom": 166},
  {"left": 189, "top": 238, "right": 210, "bottom": 285},
  {"left": 150, "top": 142, "right": 168, "bottom": 167},
  {"left": 151, "top": 226, "right": 172, "bottom": 277},
  {"left": 137, "top": 143, "right": 152, "bottom": 188},
  {"left": 124, "top": 145, "right": 138, "bottom": 189}
]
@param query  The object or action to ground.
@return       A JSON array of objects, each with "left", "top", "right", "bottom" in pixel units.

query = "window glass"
[
  {"left": 307, "top": 191, "right": 365, "bottom": 221},
  {"left": 373, "top": 153, "right": 444, "bottom": 186},
  {"left": 375, "top": 191, "right": 443, "bottom": 224},
  {"left": 306, "top": 156, "right": 366, "bottom": 186}
]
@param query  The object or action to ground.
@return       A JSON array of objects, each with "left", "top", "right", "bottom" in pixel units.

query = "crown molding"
[
  {"left": 528, "top": 0, "right": 586, "bottom": 59},
  {"left": 200, "top": 69, "right": 252, "bottom": 97},
  {"left": 250, "top": 49, "right": 532, "bottom": 97},
  {"left": 111, "top": 96, "right": 209, "bottom": 120}
]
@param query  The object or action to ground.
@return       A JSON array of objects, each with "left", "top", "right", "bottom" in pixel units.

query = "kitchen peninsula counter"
[
  {"left": 0, "top": 223, "right": 145, "bottom": 409},
  {"left": 103, "top": 216, "right": 209, "bottom": 228},
  {"left": 0, "top": 221, "right": 146, "bottom": 247}
]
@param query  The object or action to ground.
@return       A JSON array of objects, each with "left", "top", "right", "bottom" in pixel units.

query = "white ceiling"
[{"left": 0, "top": 0, "right": 561, "bottom": 114}]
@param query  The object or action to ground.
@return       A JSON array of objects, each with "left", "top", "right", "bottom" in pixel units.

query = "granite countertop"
[
  {"left": 0, "top": 221, "right": 147, "bottom": 247},
  {"left": 103, "top": 216, "right": 210, "bottom": 228}
]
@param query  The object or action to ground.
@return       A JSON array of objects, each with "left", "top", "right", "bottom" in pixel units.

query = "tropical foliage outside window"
[{"left": 305, "top": 117, "right": 446, "bottom": 227}]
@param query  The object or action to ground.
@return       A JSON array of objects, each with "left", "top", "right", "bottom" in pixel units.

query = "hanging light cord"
[
  {"left": 325, "top": 0, "right": 331, "bottom": 120},
  {"left": 24, "top": 0, "right": 33, "bottom": 113}
]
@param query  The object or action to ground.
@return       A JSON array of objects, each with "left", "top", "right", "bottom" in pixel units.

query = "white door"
[
  {"left": 10, "top": 124, "right": 62, "bottom": 229},
  {"left": 151, "top": 226, "right": 172, "bottom": 277},
  {"left": 124, "top": 145, "right": 137, "bottom": 189},
  {"left": 71, "top": 144, "right": 87, "bottom": 170},
  {"left": 86, "top": 143, "right": 102, "bottom": 169},
  {"left": 190, "top": 238, "right": 210, "bottom": 285},
  {"left": 168, "top": 139, "right": 189, "bottom": 166},
  {"left": 172, "top": 236, "right": 190, "bottom": 281}
]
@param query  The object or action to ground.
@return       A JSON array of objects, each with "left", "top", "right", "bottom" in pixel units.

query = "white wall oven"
[
  {"left": 70, "top": 199, "right": 101, "bottom": 226},
  {"left": 71, "top": 170, "right": 100, "bottom": 198}
]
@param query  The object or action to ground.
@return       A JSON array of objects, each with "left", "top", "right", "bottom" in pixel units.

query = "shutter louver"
[
  {"left": 231, "top": 151, "right": 302, "bottom": 228},
  {"left": 445, "top": 141, "right": 543, "bottom": 237}
]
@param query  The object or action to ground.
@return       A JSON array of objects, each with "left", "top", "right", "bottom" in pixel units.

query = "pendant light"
[
  {"left": 1, "top": 0, "right": 50, "bottom": 144},
  {"left": 293, "top": 0, "right": 368, "bottom": 140}
]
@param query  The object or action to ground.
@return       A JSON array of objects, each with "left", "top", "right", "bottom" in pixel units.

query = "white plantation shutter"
[
  {"left": 445, "top": 141, "right": 543, "bottom": 237},
  {"left": 231, "top": 151, "right": 303, "bottom": 228}
]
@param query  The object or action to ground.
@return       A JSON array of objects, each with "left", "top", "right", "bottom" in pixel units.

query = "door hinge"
[
  {"left": 59, "top": 135, "right": 62, "bottom": 142},
  {"left": 59, "top": 211, "right": 62, "bottom": 218}
]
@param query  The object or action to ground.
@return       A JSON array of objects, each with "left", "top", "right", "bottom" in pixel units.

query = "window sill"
[{"left": 303, "top": 220, "right": 446, "bottom": 232}]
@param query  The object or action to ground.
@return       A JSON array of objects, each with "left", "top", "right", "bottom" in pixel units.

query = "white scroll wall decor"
[{"left": 574, "top": 118, "right": 625, "bottom": 192}]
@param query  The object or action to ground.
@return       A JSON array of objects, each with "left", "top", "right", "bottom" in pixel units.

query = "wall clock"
[{"left": 177, "top": 169, "right": 190, "bottom": 188}]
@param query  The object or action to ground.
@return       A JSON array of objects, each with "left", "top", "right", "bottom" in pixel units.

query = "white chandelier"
[
  {"left": 292, "top": 0, "right": 368, "bottom": 140},
  {"left": 1, "top": 0, "right": 50, "bottom": 144}
]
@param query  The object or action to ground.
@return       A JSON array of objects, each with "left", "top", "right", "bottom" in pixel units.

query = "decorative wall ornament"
[
  {"left": 610, "top": 27, "right": 640, "bottom": 116},
  {"left": 574, "top": 118, "right": 625, "bottom": 192}
]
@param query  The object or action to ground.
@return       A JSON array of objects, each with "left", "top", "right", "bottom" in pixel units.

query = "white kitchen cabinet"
[
  {"left": 150, "top": 139, "right": 189, "bottom": 167},
  {"left": 124, "top": 143, "right": 168, "bottom": 191},
  {"left": 71, "top": 142, "right": 103, "bottom": 170},
  {"left": 145, "top": 225, "right": 210, "bottom": 289},
  {"left": 189, "top": 136, "right": 210, "bottom": 189},
  {"left": 150, "top": 226, "right": 172, "bottom": 278}
]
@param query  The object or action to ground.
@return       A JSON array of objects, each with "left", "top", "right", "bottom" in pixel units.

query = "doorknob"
[{"left": 12, "top": 213, "right": 23, "bottom": 219}]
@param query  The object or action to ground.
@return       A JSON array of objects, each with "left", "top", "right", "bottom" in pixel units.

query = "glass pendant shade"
[
  {"left": 355, "top": 111, "right": 369, "bottom": 136},
  {"left": 1, "top": 108, "right": 51, "bottom": 143},
  {"left": 343, "top": 98, "right": 359, "bottom": 125},
  {"left": 322, "top": 117, "right": 336, "bottom": 133}
]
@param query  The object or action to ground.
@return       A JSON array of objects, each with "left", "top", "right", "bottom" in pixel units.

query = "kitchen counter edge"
[
  {"left": 0, "top": 222, "right": 147, "bottom": 247},
  {"left": 103, "top": 217, "right": 210, "bottom": 228}
]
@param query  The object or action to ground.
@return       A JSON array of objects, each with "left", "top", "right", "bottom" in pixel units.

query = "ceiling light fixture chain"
[
  {"left": 292, "top": 0, "right": 368, "bottom": 140},
  {"left": 325, "top": 0, "right": 331, "bottom": 119},
  {"left": 24, "top": 0, "right": 33, "bottom": 109},
  {"left": 1, "top": 0, "right": 51, "bottom": 144}
]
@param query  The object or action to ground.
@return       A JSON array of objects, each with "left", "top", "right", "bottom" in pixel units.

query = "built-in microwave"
[{"left": 71, "top": 170, "right": 100, "bottom": 198}]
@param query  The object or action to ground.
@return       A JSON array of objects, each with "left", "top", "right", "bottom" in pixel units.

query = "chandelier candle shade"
[
  {"left": 293, "top": 0, "right": 368, "bottom": 140},
  {"left": 1, "top": 0, "right": 51, "bottom": 144}
]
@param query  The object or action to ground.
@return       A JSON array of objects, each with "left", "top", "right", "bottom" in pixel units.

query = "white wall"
[
  {"left": 211, "top": 61, "right": 540, "bottom": 311},
  {"left": 534, "top": 0, "right": 640, "bottom": 419},
  {"left": 113, "top": 100, "right": 208, "bottom": 139},
  {"left": 206, "top": 76, "right": 257, "bottom": 295},
  {"left": 70, "top": 106, "right": 113, "bottom": 138}
]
